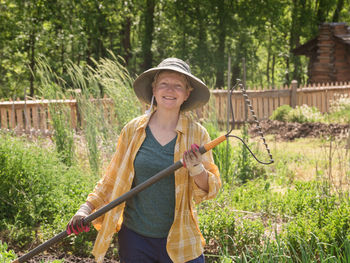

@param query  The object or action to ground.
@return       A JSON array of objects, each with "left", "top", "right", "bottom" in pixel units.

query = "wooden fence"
[
  {"left": 1, "top": 81, "right": 350, "bottom": 134},
  {"left": 195, "top": 80, "right": 350, "bottom": 126}
]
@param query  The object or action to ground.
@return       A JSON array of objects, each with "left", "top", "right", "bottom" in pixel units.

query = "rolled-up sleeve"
[{"left": 192, "top": 129, "right": 221, "bottom": 204}]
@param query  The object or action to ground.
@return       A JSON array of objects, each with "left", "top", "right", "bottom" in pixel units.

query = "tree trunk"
[
  {"left": 289, "top": 0, "right": 302, "bottom": 84},
  {"left": 29, "top": 30, "right": 36, "bottom": 97},
  {"left": 195, "top": 3, "right": 206, "bottom": 68},
  {"left": 215, "top": 0, "right": 226, "bottom": 89},
  {"left": 332, "top": 0, "right": 344, "bottom": 22},
  {"left": 272, "top": 54, "right": 275, "bottom": 88},
  {"left": 266, "top": 34, "right": 271, "bottom": 87},
  {"left": 316, "top": 0, "right": 327, "bottom": 24},
  {"left": 142, "top": 0, "right": 155, "bottom": 71},
  {"left": 121, "top": 16, "right": 132, "bottom": 65}
]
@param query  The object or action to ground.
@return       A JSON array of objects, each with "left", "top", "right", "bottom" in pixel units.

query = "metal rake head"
[{"left": 225, "top": 79, "right": 274, "bottom": 165}]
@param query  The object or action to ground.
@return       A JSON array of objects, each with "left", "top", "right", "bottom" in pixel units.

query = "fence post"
[{"left": 291, "top": 80, "right": 298, "bottom": 108}]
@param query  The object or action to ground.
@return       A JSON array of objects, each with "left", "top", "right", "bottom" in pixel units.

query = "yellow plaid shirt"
[{"left": 87, "top": 112, "right": 221, "bottom": 263}]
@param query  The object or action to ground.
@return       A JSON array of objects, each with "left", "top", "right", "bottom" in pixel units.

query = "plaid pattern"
[{"left": 87, "top": 113, "right": 221, "bottom": 263}]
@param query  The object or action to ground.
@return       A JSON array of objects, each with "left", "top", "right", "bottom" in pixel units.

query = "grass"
[
  {"left": 246, "top": 132, "right": 350, "bottom": 190},
  {"left": 199, "top": 126, "right": 350, "bottom": 262}
]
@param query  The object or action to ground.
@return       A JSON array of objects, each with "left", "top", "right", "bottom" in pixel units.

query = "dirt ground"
[
  {"left": 15, "top": 251, "right": 118, "bottom": 263},
  {"left": 249, "top": 120, "right": 349, "bottom": 141}
]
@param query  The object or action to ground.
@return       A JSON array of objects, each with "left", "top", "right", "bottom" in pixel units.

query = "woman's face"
[{"left": 152, "top": 71, "right": 190, "bottom": 112}]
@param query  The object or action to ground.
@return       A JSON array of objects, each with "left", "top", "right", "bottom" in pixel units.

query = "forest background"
[{"left": 1, "top": 0, "right": 350, "bottom": 100}]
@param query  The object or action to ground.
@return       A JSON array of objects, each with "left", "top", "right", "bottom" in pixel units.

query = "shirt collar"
[
  {"left": 136, "top": 111, "right": 189, "bottom": 135},
  {"left": 175, "top": 113, "right": 188, "bottom": 134}
]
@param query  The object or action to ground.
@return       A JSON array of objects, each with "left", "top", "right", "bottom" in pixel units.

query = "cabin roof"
[{"left": 293, "top": 23, "right": 350, "bottom": 56}]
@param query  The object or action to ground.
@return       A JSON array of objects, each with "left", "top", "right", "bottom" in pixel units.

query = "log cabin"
[{"left": 293, "top": 22, "right": 350, "bottom": 84}]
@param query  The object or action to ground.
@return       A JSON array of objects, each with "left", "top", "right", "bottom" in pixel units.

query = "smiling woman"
[
  {"left": 66, "top": 58, "right": 221, "bottom": 263},
  {"left": 152, "top": 71, "right": 191, "bottom": 115}
]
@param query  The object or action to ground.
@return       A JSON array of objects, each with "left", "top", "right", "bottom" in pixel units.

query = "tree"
[{"left": 141, "top": 0, "right": 155, "bottom": 70}]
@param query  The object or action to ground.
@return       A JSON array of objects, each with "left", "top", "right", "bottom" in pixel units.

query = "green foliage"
[
  {"left": 199, "top": 172, "right": 350, "bottom": 262},
  {"left": 233, "top": 125, "right": 267, "bottom": 184},
  {"left": 0, "top": 133, "right": 94, "bottom": 249},
  {"left": 271, "top": 104, "right": 325, "bottom": 123},
  {"left": 2, "top": 1, "right": 350, "bottom": 97},
  {"left": 49, "top": 103, "right": 75, "bottom": 166},
  {"left": 203, "top": 118, "right": 266, "bottom": 185},
  {"left": 287, "top": 105, "right": 324, "bottom": 123},
  {"left": 328, "top": 94, "right": 350, "bottom": 124},
  {"left": 270, "top": 105, "right": 292, "bottom": 122},
  {"left": 37, "top": 60, "right": 75, "bottom": 167},
  {"left": 0, "top": 241, "right": 16, "bottom": 262},
  {"left": 37, "top": 55, "right": 140, "bottom": 174},
  {"left": 204, "top": 121, "right": 235, "bottom": 184}
]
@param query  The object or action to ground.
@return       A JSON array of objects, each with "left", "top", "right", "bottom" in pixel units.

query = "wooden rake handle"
[{"left": 12, "top": 135, "right": 226, "bottom": 263}]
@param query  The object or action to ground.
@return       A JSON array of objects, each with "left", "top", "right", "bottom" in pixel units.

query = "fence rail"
[{"left": 1, "top": 81, "right": 350, "bottom": 135}]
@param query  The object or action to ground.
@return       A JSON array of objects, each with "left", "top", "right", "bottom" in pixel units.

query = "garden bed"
[{"left": 250, "top": 120, "right": 349, "bottom": 141}]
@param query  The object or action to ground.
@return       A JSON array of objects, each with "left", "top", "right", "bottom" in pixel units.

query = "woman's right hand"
[{"left": 66, "top": 203, "right": 93, "bottom": 235}]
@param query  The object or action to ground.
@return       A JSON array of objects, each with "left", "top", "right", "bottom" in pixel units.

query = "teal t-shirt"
[{"left": 123, "top": 126, "right": 177, "bottom": 238}]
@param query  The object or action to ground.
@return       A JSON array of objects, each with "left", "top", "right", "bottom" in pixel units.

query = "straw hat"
[{"left": 133, "top": 58, "right": 210, "bottom": 111}]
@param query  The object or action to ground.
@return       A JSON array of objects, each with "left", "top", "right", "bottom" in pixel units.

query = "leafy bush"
[
  {"left": 270, "top": 104, "right": 324, "bottom": 123},
  {"left": 287, "top": 105, "right": 324, "bottom": 123},
  {"left": 0, "top": 133, "right": 95, "bottom": 250},
  {"left": 270, "top": 105, "right": 292, "bottom": 122}
]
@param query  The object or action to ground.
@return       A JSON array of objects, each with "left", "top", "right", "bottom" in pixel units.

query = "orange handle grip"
[{"left": 203, "top": 135, "right": 226, "bottom": 152}]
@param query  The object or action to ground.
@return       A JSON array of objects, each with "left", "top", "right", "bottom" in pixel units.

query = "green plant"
[
  {"left": 0, "top": 133, "right": 94, "bottom": 249},
  {"left": 37, "top": 54, "right": 140, "bottom": 174},
  {"left": 270, "top": 105, "right": 292, "bottom": 122},
  {"left": 287, "top": 105, "right": 324, "bottom": 123},
  {"left": 0, "top": 241, "right": 16, "bottom": 262},
  {"left": 328, "top": 94, "right": 350, "bottom": 124},
  {"left": 204, "top": 121, "right": 235, "bottom": 184},
  {"left": 36, "top": 60, "right": 75, "bottom": 167},
  {"left": 233, "top": 124, "right": 266, "bottom": 184},
  {"left": 49, "top": 101, "right": 75, "bottom": 166}
]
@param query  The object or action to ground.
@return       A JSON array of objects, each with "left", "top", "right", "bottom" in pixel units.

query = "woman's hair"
[{"left": 151, "top": 70, "right": 194, "bottom": 91}]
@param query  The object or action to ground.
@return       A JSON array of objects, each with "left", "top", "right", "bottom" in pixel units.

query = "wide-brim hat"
[{"left": 133, "top": 58, "right": 210, "bottom": 111}]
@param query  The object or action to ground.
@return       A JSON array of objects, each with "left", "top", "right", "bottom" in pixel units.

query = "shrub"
[
  {"left": 271, "top": 104, "right": 325, "bottom": 123},
  {"left": 0, "top": 133, "right": 95, "bottom": 250},
  {"left": 287, "top": 105, "right": 324, "bottom": 123},
  {"left": 270, "top": 105, "right": 292, "bottom": 122}
]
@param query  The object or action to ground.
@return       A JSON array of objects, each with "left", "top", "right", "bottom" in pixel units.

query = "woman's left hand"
[{"left": 183, "top": 144, "right": 205, "bottom": 176}]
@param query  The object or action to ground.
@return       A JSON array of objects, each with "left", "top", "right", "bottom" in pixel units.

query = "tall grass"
[
  {"left": 36, "top": 58, "right": 75, "bottom": 166},
  {"left": 37, "top": 53, "right": 141, "bottom": 174}
]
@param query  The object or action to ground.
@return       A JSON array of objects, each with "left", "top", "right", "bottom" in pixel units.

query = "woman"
[{"left": 67, "top": 58, "right": 221, "bottom": 263}]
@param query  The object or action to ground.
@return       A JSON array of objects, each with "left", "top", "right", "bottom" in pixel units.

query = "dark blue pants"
[{"left": 118, "top": 224, "right": 205, "bottom": 263}]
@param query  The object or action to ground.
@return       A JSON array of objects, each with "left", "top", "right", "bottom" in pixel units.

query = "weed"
[{"left": 0, "top": 241, "right": 16, "bottom": 262}]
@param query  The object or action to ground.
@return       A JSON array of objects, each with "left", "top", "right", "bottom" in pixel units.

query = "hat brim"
[{"left": 133, "top": 66, "right": 210, "bottom": 111}]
